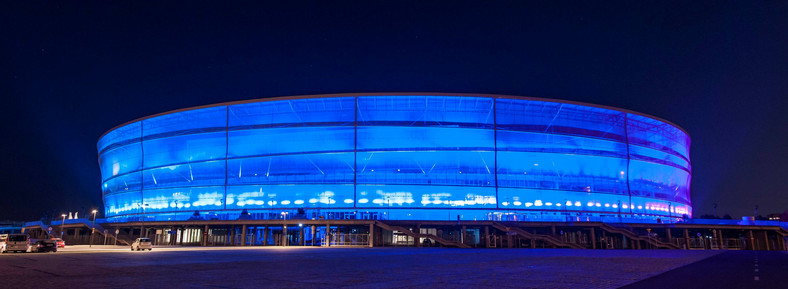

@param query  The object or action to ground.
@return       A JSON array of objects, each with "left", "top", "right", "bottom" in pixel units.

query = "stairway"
[
  {"left": 491, "top": 222, "right": 585, "bottom": 249},
  {"left": 599, "top": 224, "right": 680, "bottom": 249},
  {"left": 374, "top": 221, "right": 471, "bottom": 248}
]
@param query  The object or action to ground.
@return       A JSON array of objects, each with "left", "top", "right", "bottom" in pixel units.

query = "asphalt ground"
[
  {"left": 0, "top": 246, "right": 734, "bottom": 288},
  {"left": 621, "top": 250, "right": 788, "bottom": 289}
]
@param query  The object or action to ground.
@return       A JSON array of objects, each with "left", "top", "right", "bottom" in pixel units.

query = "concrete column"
[
  {"left": 590, "top": 228, "right": 596, "bottom": 249},
  {"left": 263, "top": 226, "right": 268, "bottom": 246},
  {"left": 684, "top": 229, "right": 690, "bottom": 250},
  {"left": 369, "top": 223, "right": 374, "bottom": 248},
  {"left": 507, "top": 233, "right": 513, "bottom": 248},
  {"left": 484, "top": 226, "right": 490, "bottom": 248},
  {"left": 299, "top": 226, "right": 305, "bottom": 246},
  {"left": 461, "top": 225, "right": 466, "bottom": 245},
  {"left": 551, "top": 225, "right": 556, "bottom": 236},
  {"left": 749, "top": 230, "right": 755, "bottom": 250},
  {"left": 241, "top": 225, "right": 247, "bottom": 246},
  {"left": 763, "top": 231, "right": 770, "bottom": 251},
  {"left": 717, "top": 229, "right": 724, "bottom": 250},
  {"left": 202, "top": 225, "right": 209, "bottom": 246},
  {"left": 311, "top": 225, "right": 316, "bottom": 246},
  {"left": 666, "top": 228, "right": 672, "bottom": 240},
  {"left": 282, "top": 224, "right": 288, "bottom": 247},
  {"left": 325, "top": 224, "right": 330, "bottom": 247},
  {"left": 415, "top": 225, "right": 421, "bottom": 247}
]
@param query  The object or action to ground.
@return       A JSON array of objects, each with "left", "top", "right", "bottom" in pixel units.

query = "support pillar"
[
  {"left": 202, "top": 225, "right": 209, "bottom": 246},
  {"left": 369, "top": 223, "right": 374, "bottom": 248},
  {"left": 763, "top": 231, "right": 770, "bottom": 251},
  {"left": 311, "top": 225, "right": 316, "bottom": 246},
  {"left": 484, "top": 226, "right": 489, "bottom": 247},
  {"left": 325, "top": 224, "right": 330, "bottom": 247},
  {"left": 263, "top": 226, "right": 268, "bottom": 246},
  {"left": 749, "top": 230, "right": 755, "bottom": 250},
  {"left": 461, "top": 225, "right": 466, "bottom": 245},
  {"left": 282, "top": 224, "right": 288, "bottom": 247},
  {"left": 241, "top": 225, "right": 247, "bottom": 246},
  {"left": 415, "top": 224, "right": 421, "bottom": 247},
  {"left": 666, "top": 228, "right": 672, "bottom": 240},
  {"left": 717, "top": 229, "right": 724, "bottom": 249},
  {"left": 299, "top": 226, "right": 305, "bottom": 246},
  {"left": 590, "top": 228, "right": 596, "bottom": 249},
  {"left": 684, "top": 229, "right": 690, "bottom": 250}
]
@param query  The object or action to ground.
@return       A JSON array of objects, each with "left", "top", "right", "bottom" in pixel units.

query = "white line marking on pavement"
[{"left": 754, "top": 276, "right": 759, "bottom": 281}]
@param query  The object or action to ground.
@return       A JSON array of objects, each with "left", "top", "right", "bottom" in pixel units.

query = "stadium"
[{"left": 97, "top": 93, "right": 692, "bottom": 223}]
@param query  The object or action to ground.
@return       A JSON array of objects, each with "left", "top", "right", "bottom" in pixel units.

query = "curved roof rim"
[{"left": 98, "top": 92, "right": 690, "bottom": 141}]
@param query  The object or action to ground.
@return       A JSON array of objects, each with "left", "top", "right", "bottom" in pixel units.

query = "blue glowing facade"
[{"left": 98, "top": 93, "right": 691, "bottom": 222}]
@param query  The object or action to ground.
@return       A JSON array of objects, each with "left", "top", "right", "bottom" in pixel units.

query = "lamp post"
[
  {"left": 90, "top": 209, "right": 98, "bottom": 247},
  {"left": 281, "top": 211, "right": 289, "bottom": 246},
  {"left": 139, "top": 203, "right": 149, "bottom": 238},
  {"left": 61, "top": 214, "right": 67, "bottom": 238}
]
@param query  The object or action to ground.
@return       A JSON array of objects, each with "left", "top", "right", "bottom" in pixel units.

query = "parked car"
[
  {"left": 0, "top": 234, "right": 6, "bottom": 253},
  {"left": 33, "top": 239, "right": 57, "bottom": 253},
  {"left": 131, "top": 238, "right": 152, "bottom": 251},
  {"left": 5, "top": 234, "right": 32, "bottom": 253},
  {"left": 49, "top": 238, "right": 65, "bottom": 248}
]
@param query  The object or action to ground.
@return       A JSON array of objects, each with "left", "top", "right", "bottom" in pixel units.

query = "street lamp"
[
  {"left": 173, "top": 200, "right": 179, "bottom": 221},
  {"left": 139, "top": 203, "right": 149, "bottom": 238},
  {"left": 90, "top": 209, "right": 98, "bottom": 247},
  {"left": 281, "top": 211, "right": 289, "bottom": 246},
  {"left": 61, "top": 214, "right": 67, "bottom": 238}
]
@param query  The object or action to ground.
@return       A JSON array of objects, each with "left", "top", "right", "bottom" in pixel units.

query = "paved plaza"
[{"left": 0, "top": 246, "right": 760, "bottom": 288}]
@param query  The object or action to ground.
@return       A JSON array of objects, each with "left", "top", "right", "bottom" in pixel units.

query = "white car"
[
  {"left": 131, "top": 238, "right": 152, "bottom": 251},
  {"left": 5, "top": 234, "right": 32, "bottom": 253}
]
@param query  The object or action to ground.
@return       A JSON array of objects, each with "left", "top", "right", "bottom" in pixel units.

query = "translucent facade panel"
[
  {"left": 497, "top": 151, "right": 628, "bottom": 195},
  {"left": 356, "top": 184, "right": 497, "bottom": 208},
  {"left": 97, "top": 121, "right": 141, "bottom": 153},
  {"left": 142, "top": 106, "right": 227, "bottom": 138},
  {"left": 498, "top": 188, "right": 631, "bottom": 214},
  {"left": 142, "top": 186, "right": 225, "bottom": 213},
  {"left": 496, "top": 99, "right": 627, "bottom": 142},
  {"left": 628, "top": 160, "right": 691, "bottom": 204},
  {"left": 99, "top": 95, "right": 692, "bottom": 221},
  {"left": 630, "top": 196, "right": 692, "bottom": 217},
  {"left": 357, "top": 151, "right": 494, "bottom": 187},
  {"left": 629, "top": 145, "right": 690, "bottom": 171},
  {"left": 227, "top": 153, "right": 355, "bottom": 185},
  {"left": 225, "top": 184, "right": 354, "bottom": 210},
  {"left": 357, "top": 95, "right": 494, "bottom": 128},
  {"left": 102, "top": 172, "right": 142, "bottom": 195},
  {"left": 229, "top": 97, "right": 355, "bottom": 128},
  {"left": 142, "top": 132, "right": 226, "bottom": 168},
  {"left": 626, "top": 113, "right": 690, "bottom": 160},
  {"left": 142, "top": 160, "right": 226, "bottom": 189},
  {"left": 98, "top": 143, "right": 142, "bottom": 181},
  {"left": 497, "top": 130, "right": 626, "bottom": 158},
  {"left": 357, "top": 127, "right": 494, "bottom": 151},
  {"left": 228, "top": 127, "right": 354, "bottom": 157},
  {"left": 104, "top": 191, "right": 143, "bottom": 216}
]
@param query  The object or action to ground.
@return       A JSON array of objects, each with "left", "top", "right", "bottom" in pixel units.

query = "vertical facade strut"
[
  {"left": 624, "top": 113, "right": 632, "bottom": 217},
  {"left": 139, "top": 121, "right": 144, "bottom": 219},
  {"left": 354, "top": 96, "right": 358, "bottom": 209},
  {"left": 224, "top": 105, "right": 229, "bottom": 211},
  {"left": 493, "top": 97, "right": 499, "bottom": 210}
]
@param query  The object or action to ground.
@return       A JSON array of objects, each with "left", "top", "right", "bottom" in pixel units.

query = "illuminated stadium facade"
[{"left": 98, "top": 93, "right": 691, "bottom": 223}]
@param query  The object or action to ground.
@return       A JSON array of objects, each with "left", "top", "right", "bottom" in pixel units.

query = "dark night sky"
[{"left": 2, "top": 1, "right": 786, "bottom": 221}]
